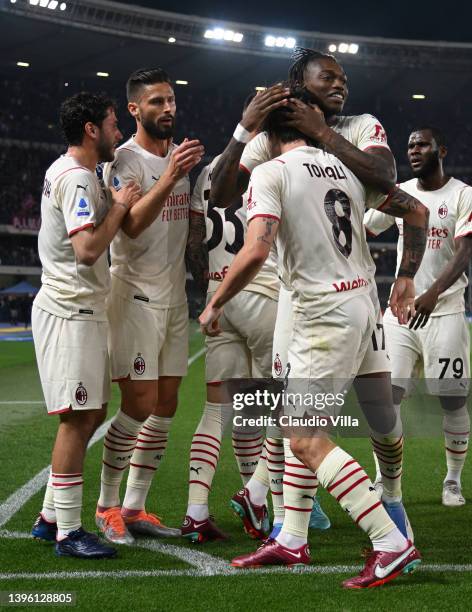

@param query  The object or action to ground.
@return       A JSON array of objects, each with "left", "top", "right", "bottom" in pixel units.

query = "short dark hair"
[
  {"left": 411, "top": 126, "right": 446, "bottom": 148},
  {"left": 262, "top": 86, "right": 318, "bottom": 146},
  {"left": 59, "top": 91, "right": 116, "bottom": 146},
  {"left": 126, "top": 67, "right": 172, "bottom": 102},
  {"left": 288, "top": 47, "right": 338, "bottom": 89}
]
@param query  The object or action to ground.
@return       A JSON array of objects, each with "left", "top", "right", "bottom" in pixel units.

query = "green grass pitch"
[{"left": 0, "top": 325, "right": 471, "bottom": 611}]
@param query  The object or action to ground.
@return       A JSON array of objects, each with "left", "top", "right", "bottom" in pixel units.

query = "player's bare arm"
[
  {"left": 378, "top": 187, "right": 430, "bottom": 323},
  {"left": 199, "top": 216, "right": 279, "bottom": 336},
  {"left": 186, "top": 211, "right": 209, "bottom": 293},
  {"left": 285, "top": 98, "right": 396, "bottom": 194},
  {"left": 210, "top": 85, "right": 289, "bottom": 206},
  {"left": 122, "top": 139, "right": 204, "bottom": 238},
  {"left": 409, "top": 235, "right": 472, "bottom": 330},
  {"left": 70, "top": 181, "right": 140, "bottom": 266}
]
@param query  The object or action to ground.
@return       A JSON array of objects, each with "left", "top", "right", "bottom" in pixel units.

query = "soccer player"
[
  {"left": 182, "top": 141, "right": 280, "bottom": 541},
  {"left": 31, "top": 92, "right": 140, "bottom": 558},
  {"left": 211, "top": 49, "right": 416, "bottom": 543},
  {"left": 95, "top": 68, "right": 204, "bottom": 544},
  {"left": 199, "top": 99, "right": 426, "bottom": 588},
  {"left": 365, "top": 127, "right": 472, "bottom": 506}
]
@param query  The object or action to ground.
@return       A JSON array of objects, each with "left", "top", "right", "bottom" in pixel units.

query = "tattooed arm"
[
  {"left": 199, "top": 216, "right": 278, "bottom": 336},
  {"left": 378, "top": 186, "right": 429, "bottom": 323},
  {"left": 186, "top": 212, "right": 209, "bottom": 294}
]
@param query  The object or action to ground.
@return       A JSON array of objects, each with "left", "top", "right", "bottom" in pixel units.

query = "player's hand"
[
  {"left": 408, "top": 287, "right": 439, "bottom": 329},
  {"left": 199, "top": 302, "right": 223, "bottom": 337},
  {"left": 110, "top": 182, "right": 141, "bottom": 210},
  {"left": 284, "top": 98, "right": 329, "bottom": 142},
  {"left": 240, "top": 84, "right": 290, "bottom": 133},
  {"left": 166, "top": 138, "right": 205, "bottom": 181},
  {"left": 389, "top": 276, "right": 416, "bottom": 325}
]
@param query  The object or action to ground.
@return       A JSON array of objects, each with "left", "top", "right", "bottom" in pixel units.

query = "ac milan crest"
[
  {"left": 75, "top": 382, "right": 87, "bottom": 406},
  {"left": 134, "top": 353, "right": 145, "bottom": 375},
  {"left": 438, "top": 203, "right": 448, "bottom": 219},
  {"left": 273, "top": 353, "right": 283, "bottom": 377}
]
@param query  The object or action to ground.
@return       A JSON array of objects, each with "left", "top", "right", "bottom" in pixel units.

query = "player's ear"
[
  {"left": 439, "top": 145, "right": 447, "bottom": 160},
  {"left": 84, "top": 121, "right": 97, "bottom": 140},
  {"left": 128, "top": 102, "right": 139, "bottom": 120}
]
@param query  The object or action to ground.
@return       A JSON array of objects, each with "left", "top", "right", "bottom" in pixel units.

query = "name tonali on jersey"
[
  {"left": 190, "top": 155, "right": 279, "bottom": 299},
  {"left": 364, "top": 176, "right": 472, "bottom": 316},
  {"left": 246, "top": 146, "right": 387, "bottom": 319}
]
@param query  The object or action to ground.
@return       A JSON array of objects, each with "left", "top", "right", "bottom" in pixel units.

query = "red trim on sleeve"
[
  {"left": 55, "top": 166, "right": 88, "bottom": 181},
  {"left": 365, "top": 228, "right": 378, "bottom": 237},
  {"left": 454, "top": 230, "right": 472, "bottom": 240},
  {"left": 274, "top": 159, "right": 286, "bottom": 164},
  {"left": 68, "top": 223, "right": 94, "bottom": 237},
  {"left": 239, "top": 163, "right": 251, "bottom": 176},
  {"left": 190, "top": 210, "right": 204, "bottom": 216},
  {"left": 248, "top": 214, "right": 280, "bottom": 222},
  {"left": 361, "top": 144, "right": 391, "bottom": 152}
]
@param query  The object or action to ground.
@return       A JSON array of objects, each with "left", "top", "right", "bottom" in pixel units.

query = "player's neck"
[
  {"left": 280, "top": 140, "right": 308, "bottom": 154},
  {"left": 134, "top": 128, "right": 171, "bottom": 157},
  {"left": 417, "top": 171, "right": 449, "bottom": 192},
  {"left": 66, "top": 145, "right": 98, "bottom": 172}
]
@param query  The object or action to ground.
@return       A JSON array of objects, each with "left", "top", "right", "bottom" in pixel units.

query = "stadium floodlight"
[
  {"left": 412, "top": 94, "right": 426, "bottom": 99},
  {"left": 48, "top": 0, "right": 58, "bottom": 8},
  {"left": 17, "top": 61, "right": 30, "bottom": 67},
  {"left": 59, "top": 1, "right": 66, "bottom": 8},
  {"left": 348, "top": 43, "right": 359, "bottom": 54},
  {"left": 204, "top": 28, "right": 243, "bottom": 42},
  {"left": 168, "top": 37, "right": 176, "bottom": 43},
  {"left": 96, "top": 71, "right": 109, "bottom": 77},
  {"left": 328, "top": 44, "right": 337, "bottom": 52},
  {"left": 29, "top": 0, "right": 39, "bottom": 5},
  {"left": 39, "top": 0, "right": 48, "bottom": 6},
  {"left": 175, "top": 80, "right": 188, "bottom": 85},
  {"left": 255, "top": 86, "right": 266, "bottom": 91},
  {"left": 265, "top": 35, "right": 296, "bottom": 49},
  {"left": 10, "top": 0, "right": 17, "bottom": 4},
  {"left": 338, "top": 42, "right": 349, "bottom": 53}
]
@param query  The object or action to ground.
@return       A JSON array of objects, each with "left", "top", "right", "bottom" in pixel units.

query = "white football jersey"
[
  {"left": 103, "top": 136, "right": 190, "bottom": 308},
  {"left": 364, "top": 177, "right": 472, "bottom": 316},
  {"left": 246, "top": 146, "right": 387, "bottom": 319},
  {"left": 240, "top": 114, "right": 390, "bottom": 289},
  {"left": 34, "top": 155, "right": 111, "bottom": 321},
  {"left": 240, "top": 114, "right": 390, "bottom": 174},
  {"left": 191, "top": 155, "right": 279, "bottom": 299}
]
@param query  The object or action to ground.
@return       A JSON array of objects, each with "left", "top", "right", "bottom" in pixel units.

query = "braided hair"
[{"left": 288, "top": 47, "right": 336, "bottom": 89}]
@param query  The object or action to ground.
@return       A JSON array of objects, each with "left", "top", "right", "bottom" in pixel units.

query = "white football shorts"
[
  {"left": 383, "top": 308, "right": 470, "bottom": 397},
  {"left": 32, "top": 304, "right": 110, "bottom": 414},
  {"left": 108, "top": 290, "right": 189, "bottom": 381},
  {"left": 272, "top": 283, "right": 389, "bottom": 379},
  {"left": 205, "top": 289, "right": 277, "bottom": 383}
]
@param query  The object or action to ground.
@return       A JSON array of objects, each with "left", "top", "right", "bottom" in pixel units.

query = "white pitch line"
[
  {"left": 0, "top": 401, "right": 44, "bottom": 405},
  {"left": 0, "top": 347, "right": 206, "bottom": 529},
  {"left": 138, "top": 539, "right": 229, "bottom": 575},
  {"left": 2, "top": 563, "right": 472, "bottom": 581}
]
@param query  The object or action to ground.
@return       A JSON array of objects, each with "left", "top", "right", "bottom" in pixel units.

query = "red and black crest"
[
  {"left": 134, "top": 353, "right": 145, "bottom": 375},
  {"left": 273, "top": 353, "right": 283, "bottom": 377},
  {"left": 438, "top": 203, "right": 448, "bottom": 219},
  {"left": 75, "top": 382, "right": 87, "bottom": 406}
]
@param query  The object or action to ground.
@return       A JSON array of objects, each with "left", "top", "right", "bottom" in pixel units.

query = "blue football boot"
[
  {"left": 55, "top": 527, "right": 117, "bottom": 559},
  {"left": 32, "top": 514, "right": 57, "bottom": 542},
  {"left": 309, "top": 498, "right": 331, "bottom": 530},
  {"left": 382, "top": 499, "right": 414, "bottom": 541}
]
